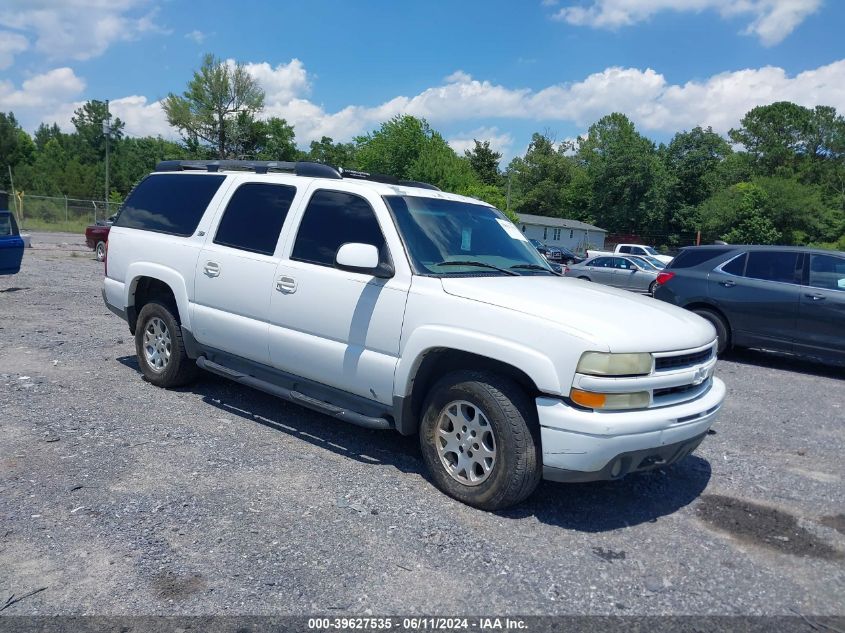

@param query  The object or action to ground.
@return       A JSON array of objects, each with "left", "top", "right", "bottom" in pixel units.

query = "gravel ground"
[{"left": 1, "top": 234, "right": 843, "bottom": 616}]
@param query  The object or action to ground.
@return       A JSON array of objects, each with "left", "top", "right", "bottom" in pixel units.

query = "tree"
[
  {"left": 729, "top": 102, "right": 812, "bottom": 173},
  {"left": 355, "top": 115, "right": 433, "bottom": 178},
  {"left": 506, "top": 133, "right": 575, "bottom": 219},
  {"left": 305, "top": 136, "right": 358, "bottom": 168},
  {"left": 71, "top": 100, "right": 125, "bottom": 163},
  {"left": 0, "top": 112, "right": 35, "bottom": 189},
  {"left": 664, "top": 126, "right": 732, "bottom": 209},
  {"left": 465, "top": 140, "right": 501, "bottom": 185},
  {"left": 699, "top": 182, "right": 780, "bottom": 244},
  {"left": 576, "top": 113, "right": 669, "bottom": 236},
  {"left": 163, "top": 53, "right": 265, "bottom": 158}
]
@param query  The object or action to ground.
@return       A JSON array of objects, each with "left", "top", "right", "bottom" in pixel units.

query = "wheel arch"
[{"left": 126, "top": 267, "right": 190, "bottom": 335}]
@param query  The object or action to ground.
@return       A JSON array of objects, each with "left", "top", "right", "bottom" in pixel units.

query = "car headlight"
[
  {"left": 576, "top": 352, "right": 653, "bottom": 376},
  {"left": 570, "top": 389, "right": 650, "bottom": 411}
]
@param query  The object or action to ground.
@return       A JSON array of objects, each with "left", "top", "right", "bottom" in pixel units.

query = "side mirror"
[{"left": 335, "top": 243, "right": 394, "bottom": 278}]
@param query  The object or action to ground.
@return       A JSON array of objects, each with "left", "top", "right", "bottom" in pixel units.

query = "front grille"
[
  {"left": 655, "top": 348, "right": 712, "bottom": 371},
  {"left": 653, "top": 383, "right": 699, "bottom": 398}
]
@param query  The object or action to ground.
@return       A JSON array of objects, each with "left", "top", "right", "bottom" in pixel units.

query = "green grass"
[{"left": 20, "top": 218, "right": 91, "bottom": 234}]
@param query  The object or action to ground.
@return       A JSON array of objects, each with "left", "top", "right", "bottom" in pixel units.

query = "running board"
[{"left": 196, "top": 356, "right": 393, "bottom": 430}]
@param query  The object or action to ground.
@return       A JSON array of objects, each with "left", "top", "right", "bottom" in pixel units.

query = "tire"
[
  {"left": 693, "top": 308, "right": 730, "bottom": 354},
  {"left": 578, "top": 276, "right": 590, "bottom": 281},
  {"left": 648, "top": 280, "right": 657, "bottom": 295},
  {"left": 134, "top": 301, "right": 198, "bottom": 388},
  {"left": 418, "top": 370, "right": 542, "bottom": 511},
  {"left": 95, "top": 241, "right": 106, "bottom": 262}
]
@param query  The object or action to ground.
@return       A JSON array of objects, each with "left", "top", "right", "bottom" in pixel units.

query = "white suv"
[{"left": 102, "top": 160, "right": 725, "bottom": 510}]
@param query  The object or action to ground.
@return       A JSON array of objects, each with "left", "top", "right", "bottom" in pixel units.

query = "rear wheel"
[
  {"left": 648, "top": 280, "right": 657, "bottom": 295},
  {"left": 419, "top": 371, "right": 541, "bottom": 511},
  {"left": 95, "top": 241, "right": 106, "bottom": 262},
  {"left": 135, "top": 301, "right": 198, "bottom": 387},
  {"left": 693, "top": 307, "right": 730, "bottom": 354}
]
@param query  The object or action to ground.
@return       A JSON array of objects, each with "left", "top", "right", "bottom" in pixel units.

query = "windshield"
[
  {"left": 630, "top": 256, "right": 660, "bottom": 271},
  {"left": 644, "top": 246, "right": 659, "bottom": 256},
  {"left": 385, "top": 196, "right": 553, "bottom": 276}
]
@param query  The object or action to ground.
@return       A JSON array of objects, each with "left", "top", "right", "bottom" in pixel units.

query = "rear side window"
[
  {"left": 618, "top": 245, "right": 632, "bottom": 254},
  {"left": 670, "top": 248, "right": 732, "bottom": 269},
  {"left": 721, "top": 253, "right": 746, "bottom": 276},
  {"left": 0, "top": 214, "right": 13, "bottom": 236},
  {"left": 115, "top": 174, "right": 226, "bottom": 236},
  {"left": 744, "top": 251, "right": 801, "bottom": 284},
  {"left": 292, "top": 190, "right": 385, "bottom": 267},
  {"left": 808, "top": 253, "right": 845, "bottom": 291},
  {"left": 214, "top": 183, "right": 296, "bottom": 255}
]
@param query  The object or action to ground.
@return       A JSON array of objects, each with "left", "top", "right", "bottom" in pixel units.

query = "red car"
[{"left": 84, "top": 215, "right": 116, "bottom": 262}]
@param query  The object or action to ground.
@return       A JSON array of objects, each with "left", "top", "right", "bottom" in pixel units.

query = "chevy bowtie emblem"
[{"left": 692, "top": 366, "right": 709, "bottom": 385}]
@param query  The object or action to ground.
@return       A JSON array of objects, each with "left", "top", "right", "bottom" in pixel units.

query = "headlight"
[
  {"left": 576, "top": 352, "right": 653, "bottom": 376},
  {"left": 570, "top": 389, "right": 650, "bottom": 411}
]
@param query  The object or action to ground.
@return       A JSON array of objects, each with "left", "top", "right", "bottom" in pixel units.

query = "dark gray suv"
[{"left": 653, "top": 245, "right": 845, "bottom": 364}]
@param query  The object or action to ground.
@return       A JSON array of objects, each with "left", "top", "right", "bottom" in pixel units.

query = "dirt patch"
[
  {"left": 820, "top": 514, "right": 845, "bottom": 535},
  {"left": 696, "top": 495, "right": 843, "bottom": 560},
  {"left": 151, "top": 573, "right": 206, "bottom": 601}
]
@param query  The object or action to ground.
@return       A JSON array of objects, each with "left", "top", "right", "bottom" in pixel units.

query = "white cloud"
[
  {"left": 185, "top": 29, "right": 210, "bottom": 44},
  {"left": 448, "top": 127, "right": 515, "bottom": 160},
  {"left": 0, "top": 0, "right": 167, "bottom": 61},
  {"left": 9, "top": 57, "right": 845, "bottom": 156},
  {"left": 550, "top": 0, "right": 823, "bottom": 45},
  {"left": 0, "top": 30, "right": 28, "bottom": 70},
  {"left": 0, "top": 68, "right": 85, "bottom": 116}
]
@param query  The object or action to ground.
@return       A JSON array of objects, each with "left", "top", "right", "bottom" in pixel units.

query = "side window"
[
  {"left": 619, "top": 245, "right": 631, "bottom": 254},
  {"left": 616, "top": 258, "right": 633, "bottom": 269},
  {"left": 115, "top": 174, "right": 226, "bottom": 236},
  {"left": 292, "top": 190, "right": 386, "bottom": 267},
  {"left": 808, "top": 254, "right": 845, "bottom": 291},
  {"left": 744, "top": 251, "right": 801, "bottom": 284},
  {"left": 591, "top": 257, "right": 608, "bottom": 267},
  {"left": 0, "top": 215, "right": 11, "bottom": 237},
  {"left": 214, "top": 183, "right": 296, "bottom": 255},
  {"left": 721, "top": 253, "right": 746, "bottom": 276}
]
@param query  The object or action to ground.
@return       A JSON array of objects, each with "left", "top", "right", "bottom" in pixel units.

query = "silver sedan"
[{"left": 564, "top": 255, "right": 661, "bottom": 294}]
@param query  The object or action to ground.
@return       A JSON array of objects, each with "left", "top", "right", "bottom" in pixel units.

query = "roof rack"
[{"left": 153, "top": 160, "right": 440, "bottom": 191}]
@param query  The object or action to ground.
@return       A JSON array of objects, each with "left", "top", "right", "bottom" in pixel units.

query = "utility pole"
[{"left": 103, "top": 99, "right": 111, "bottom": 219}]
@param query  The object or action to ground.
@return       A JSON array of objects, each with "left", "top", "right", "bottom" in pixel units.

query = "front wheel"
[
  {"left": 419, "top": 371, "right": 541, "bottom": 511},
  {"left": 693, "top": 308, "right": 730, "bottom": 354},
  {"left": 135, "top": 301, "right": 198, "bottom": 387}
]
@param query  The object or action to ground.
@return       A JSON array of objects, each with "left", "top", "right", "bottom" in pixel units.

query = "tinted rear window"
[
  {"left": 214, "top": 183, "right": 296, "bottom": 255},
  {"left": 745, "top": 251, "right": 802, "bottom": 284},
  {"left": 0, "top": 214, "right": 14, "bottom": 237},
  {"left": 669, "top": 248, "right": 732, "bottom": 269},
  {"left": 116, "top": 174, "right": 226, "bottom": 236}
]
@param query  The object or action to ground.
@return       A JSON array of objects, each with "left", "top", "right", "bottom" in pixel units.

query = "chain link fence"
[{"left": 8, "top": 194, "right": 121, "bottom": 233}]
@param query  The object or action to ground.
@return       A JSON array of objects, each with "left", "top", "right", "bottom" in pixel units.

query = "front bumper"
[{"left": 538, "top": 377, "right": 725, "bottom": 482}]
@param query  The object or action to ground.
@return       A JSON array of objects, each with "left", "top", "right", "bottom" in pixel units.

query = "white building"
[{"left": 517, "top": 213, "right": 607, "bottom": 254}]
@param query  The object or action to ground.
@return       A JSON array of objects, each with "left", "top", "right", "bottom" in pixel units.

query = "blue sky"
[{"left": 1, "top": 0, "right": 843, "bottom": 161}]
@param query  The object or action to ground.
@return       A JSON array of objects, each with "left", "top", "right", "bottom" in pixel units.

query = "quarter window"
[
  {"left": 115, "top": 174, "right": 226, "bottom": 236},
  {"left": 808, "top": 254, "right": 845, "bottom": 291},
  {"left": 721, "top": 253, "right": 746, "bottom": 276},
  {"left": 292, "top": 190, "right": 386, "bottom": 268},
  {"left": 744, "top": 251, "right": 801, "bottom": 284},
  {"left": 214, "top": 183, "right": 296, "bottom": 255}
]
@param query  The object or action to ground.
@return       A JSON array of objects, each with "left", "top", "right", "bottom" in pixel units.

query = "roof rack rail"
[{"left": 153, "top": 160, "right": 440, "bottom": 190}]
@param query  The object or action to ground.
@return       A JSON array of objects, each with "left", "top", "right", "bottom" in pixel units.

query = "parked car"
[
  {"left": 564, "top": 255, "right": 661, "bottom": 294},
  {"left": 528, "top": 238, "right": 562, "bottom": 262},
  {"left": 0, "top": 193, "right": 24, "bottom": 276},
  {"left": 85, "top": 214, "right": 117, "bottom": 261},
  {"left": 654, "top": 245, "right": 845, "bottom": 363},
  {"left": 102, "top": 160, "right": 724, "bottom": 510},
  {"left": 629, "top": 254, "right": 667, "bottom": 270},
  {"left": 588, "top": 244, "right": 673, "bottom": 265}
]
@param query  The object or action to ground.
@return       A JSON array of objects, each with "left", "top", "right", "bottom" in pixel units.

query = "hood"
[{"left": 440, "top": 275, "right": 716, "bottom": 353}]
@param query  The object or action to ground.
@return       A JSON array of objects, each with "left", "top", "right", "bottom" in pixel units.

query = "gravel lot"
[{"left": 1, "top": 233, "right": 843, "bottom": 616}]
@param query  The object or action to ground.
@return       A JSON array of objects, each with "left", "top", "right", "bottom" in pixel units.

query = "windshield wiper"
[
  {"left": 434, "top": 260, "right": 519, "bottom": 276},
  {"left": 510, "top": 264, "right": 554, "bottom": 274}
]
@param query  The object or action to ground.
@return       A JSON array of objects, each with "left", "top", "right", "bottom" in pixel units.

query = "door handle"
[
  {"left": 203, "top": 261, "right": 220, "bottom": 277},
  {"left": 719, "top": 280, "right": 736, "bottom": 288},
  {"left": 805, "top": 293, "right": 826, "bottom": 301},
  {"left": 276, "top": 276, "right": 297, "bottom": 293}
]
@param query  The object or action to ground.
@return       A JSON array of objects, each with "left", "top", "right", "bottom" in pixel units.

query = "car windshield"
[
  {"left": 643, "top": 246, "right": 659, "bottom": 256},
  {"left": 631, "top": 256, "right": 660, "bottom": 271},
  {"left": 385, "top": 196, "right": 553, "bottom": 276}
]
